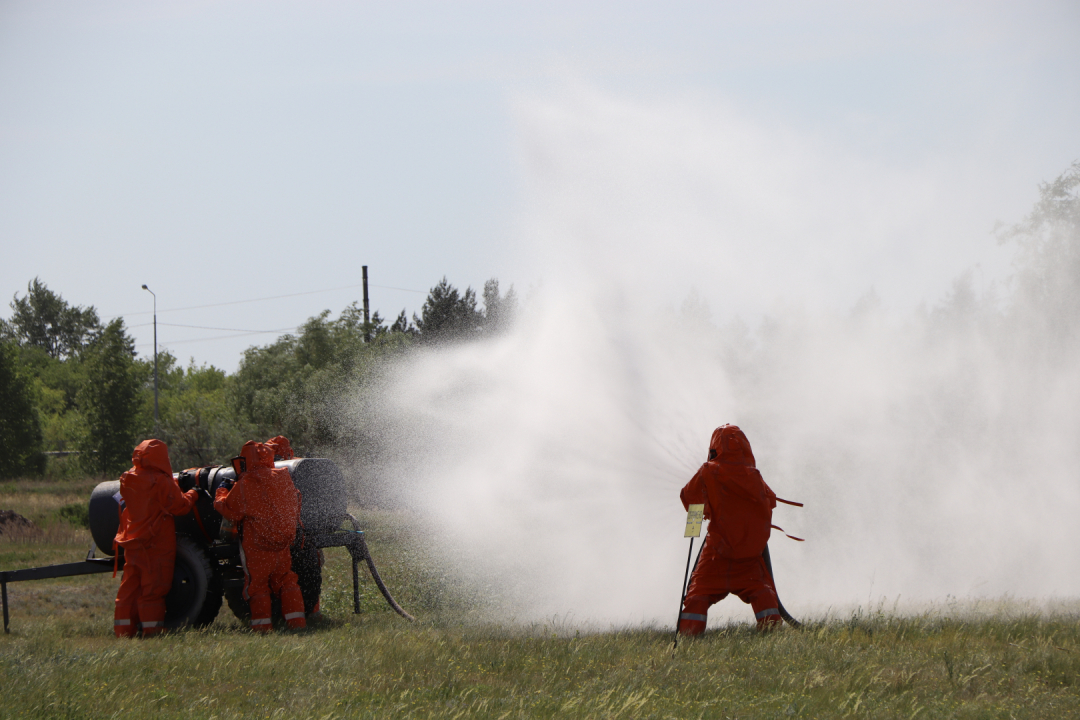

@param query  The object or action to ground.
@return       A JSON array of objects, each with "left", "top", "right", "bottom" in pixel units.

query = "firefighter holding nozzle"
[
  {"left": 214, "top": 441, "right": 307, "bottom": 632},
  {"left": 678, "top": 425, "right": 788, "bottom": 634}
]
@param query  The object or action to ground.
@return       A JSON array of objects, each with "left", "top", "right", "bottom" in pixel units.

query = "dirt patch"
[{"left": 0, "top": 509, "right": 41, "bottom": 539}]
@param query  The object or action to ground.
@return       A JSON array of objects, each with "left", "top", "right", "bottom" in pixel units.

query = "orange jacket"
[
  {"left": 215, "top": 441, "right": 300, "bottom": 551},
  {"left": 115, "top": 439, "right": 198, "bottom": 549},
  {"left": 680, "top": 425, "right": 777, "bottom": 560},
  {"left": 265, "top": 436, "right": 295, "bottom": 460}
]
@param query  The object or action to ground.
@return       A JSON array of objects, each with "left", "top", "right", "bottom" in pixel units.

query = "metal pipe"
[
  {"left": 672, "top": 537, "right": 695, "bottom": 651},
  {"left": 346, "top": 513, "right": 414, "bottom": 621},
  {"left": 362, "top": 266, "right": 370, "bottom": 328},
  {"left": 352, "top": 555, "right": 360, "bottom": 614},
  {"left": 141, "top": 284, "right": 158, "bottom": 428}
]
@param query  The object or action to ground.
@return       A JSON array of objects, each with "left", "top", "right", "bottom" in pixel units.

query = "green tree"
[
  {"left": 390, "top": 309, "right": 416, "bottom": 335},
  {"left": 0, "top": 341, "right": 45, "bottom": 477},
  {"left": 2, "top": 281, "right": 97, "bottom": 474},
  {"left": 78, "top": 319, "right": 141, "bottom": 476},
  {"left": 16, "top": 344, "right": 88, "bottom": 456},
  {"left": 231, "top": 301, "right": 413, "bottom": 452},
  {"left": 481, "top": 278, "right": 517, "bottom": 335},
  {"left": 998, "top": 160, "right": 1080, "bottom": 363},
  {"left": 157, "top": 357, "right": 251, "bottom": 469},
  {"left": 413, "top": 277, "right": 484, "bottom": 343},
  {"left": 2, "top": 278, "right": 100, "bottom": 359}
]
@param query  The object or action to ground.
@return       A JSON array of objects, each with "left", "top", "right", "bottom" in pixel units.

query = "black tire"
[
  {"left": 88, "top": 480, "right": 121, "bottom": 554},
  {"left": 164, "top": 535, "right": 223, "bottom": 629},
  {"left": 223, "top": 542, "right": 322, "bottom": 623}
]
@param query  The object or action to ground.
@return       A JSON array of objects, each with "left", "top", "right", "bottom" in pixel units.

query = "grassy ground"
[{"left": 1, "top": 479, "right": 1078, "bottom": 719}]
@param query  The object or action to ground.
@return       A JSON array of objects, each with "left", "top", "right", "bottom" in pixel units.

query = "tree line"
[
  {"left": 3, "top": 161, "right": 1077, "bottom": 482},
  {"left": 0, "top": 276, "right": 516, "bottom": 478}
]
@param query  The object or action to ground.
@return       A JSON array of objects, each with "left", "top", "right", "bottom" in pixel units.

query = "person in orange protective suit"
[
  {"left": 214, "top": 441, "right": 306, "bottom": 631},
  {"left": 264, "top": 434, "right": 324, "bottom": 619},
  {"left": 265, "top": 435, "right": 294, "bottom": 461},
  {"left": 114, "top": 439, "right": 199, "bottom": 638},
  {"left": 678, "top": 425, "right": 782, "bottom": 634}
]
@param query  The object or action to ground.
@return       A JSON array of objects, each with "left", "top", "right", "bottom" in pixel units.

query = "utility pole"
[
  {"left": 362, "top": 266, "right": 370, "bottom": 327},
  {"left": 141, "top": 284, "right": 159, "bottom": 429}
]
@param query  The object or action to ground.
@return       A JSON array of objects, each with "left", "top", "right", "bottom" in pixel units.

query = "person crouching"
[
  {"left": 214, "top": 441, "right": 306, "bottom": 632},
  {"left": 114, "top": 439, "right": 199, "bottom": 638}
]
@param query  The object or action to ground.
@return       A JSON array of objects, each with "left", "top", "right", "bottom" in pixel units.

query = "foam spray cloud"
[{"left": 354, "top": 85, "right": 1080, "bottom": 628}]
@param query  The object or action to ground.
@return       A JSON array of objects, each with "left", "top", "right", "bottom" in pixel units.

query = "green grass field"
[{"left": 1, "top": 480, "right": 1077, "bottom": 719}]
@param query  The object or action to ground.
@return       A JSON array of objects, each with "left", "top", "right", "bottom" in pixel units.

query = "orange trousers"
[
  {"left": 115, "top": 543, "right": 174, "bottom": 637},
  {"left": 678, "top": 555, "right": 782, "bottom": 634},
  {"left": 242, "top": 544, "right": 306, "bottom": 631}
]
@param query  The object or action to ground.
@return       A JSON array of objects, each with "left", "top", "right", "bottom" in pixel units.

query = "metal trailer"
[{"left": 1, "top": 457, "right": 413, "bottom": 633}]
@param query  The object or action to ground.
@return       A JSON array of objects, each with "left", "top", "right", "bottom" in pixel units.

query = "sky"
[{"left": 2, "top": 0, "right": 1079, "bottom": 371}]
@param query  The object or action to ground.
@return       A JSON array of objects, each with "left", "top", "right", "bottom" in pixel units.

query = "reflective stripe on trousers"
[{"left": 755, "top": 608, "right": 779, "bottom": 619}]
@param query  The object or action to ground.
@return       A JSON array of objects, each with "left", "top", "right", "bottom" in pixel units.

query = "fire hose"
[{"left": 762, "top": 543, "right": 801, "bottom": 628}]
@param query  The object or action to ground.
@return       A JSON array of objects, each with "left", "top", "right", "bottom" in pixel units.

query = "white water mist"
[{"left": 348, "top": 86, "right": 1080, "bottom": 628}]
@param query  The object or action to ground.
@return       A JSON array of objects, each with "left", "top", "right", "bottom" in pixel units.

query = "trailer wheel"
[
  {"left": 223, "top": 543, "right": 322, "bottom": 624},
  {"left": 164, "top": 536, "right": 222, "bottom": 630}
]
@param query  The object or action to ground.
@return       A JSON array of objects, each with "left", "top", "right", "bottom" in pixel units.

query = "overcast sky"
[{"left": 2, "top": 1, "right": 1078, "bottom": 370}]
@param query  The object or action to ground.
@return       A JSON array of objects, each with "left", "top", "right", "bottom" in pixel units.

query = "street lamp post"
[{"left": 141, "top": 284, "right": 158, "bottom": 429}]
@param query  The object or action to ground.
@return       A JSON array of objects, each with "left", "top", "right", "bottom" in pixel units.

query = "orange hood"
[
  {"left": 265, "top": 436, "right": 294, "bottom": 460},
  {"left": 132, "top": 439, "right": 172, "bottom": 476},
  {"left": 709, "top": 425, "right": 756, "bottom": 468},
  {"left": 240, "top": 441, "right": 275, "bottom": 472}
]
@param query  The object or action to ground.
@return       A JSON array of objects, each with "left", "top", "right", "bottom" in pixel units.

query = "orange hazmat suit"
[
  {"left": 678, "top": 425, "right": 782, "bottom": 634},
  {"left": 265, "top": 435, "right": 294, "bottom": 461},
  {"left": 263, "top": 433, "right": 321, "bottom": 621},
  {"left": 215, "top": 441, "right": 306, "bottom": 631},
  {"left": 114, "top": 439, "right": 199, "bottom": 638}
]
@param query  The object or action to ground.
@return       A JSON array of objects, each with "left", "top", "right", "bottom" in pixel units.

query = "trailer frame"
[{"left": 1, "top": 512, "right": 413, "bottom": 634}]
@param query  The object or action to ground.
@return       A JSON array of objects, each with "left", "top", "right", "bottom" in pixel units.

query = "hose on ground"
[
  {"left": 347, "top": 513, "right": 416, "bottom": 622},
  {"left": 762, "top": 543, "right": 801, "bottom": 628}
]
